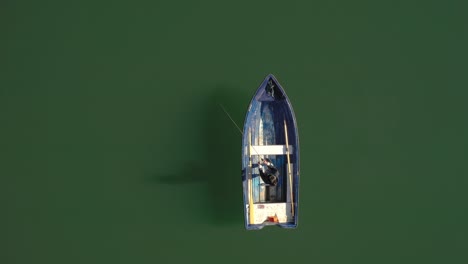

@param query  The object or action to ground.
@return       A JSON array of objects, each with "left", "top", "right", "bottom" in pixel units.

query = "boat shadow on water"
[{"left": 155, "top": 84, "right": 250, "bottom": 227}]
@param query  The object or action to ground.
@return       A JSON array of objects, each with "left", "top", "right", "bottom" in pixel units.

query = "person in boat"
[{"left": 258, "top": 158, "right": 279, "bottom": 186}]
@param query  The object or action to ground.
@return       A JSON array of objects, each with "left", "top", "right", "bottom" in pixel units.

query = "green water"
[{"left": 2, "top": 1, "right": 467, "bottom": 263}]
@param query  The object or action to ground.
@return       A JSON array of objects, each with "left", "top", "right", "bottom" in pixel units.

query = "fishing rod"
[
  {"left": 219, "top": 103, "right": 278, "bottom": 195},
  {"left": 218, "top": 103, "right": 264, "bottom": 161}
]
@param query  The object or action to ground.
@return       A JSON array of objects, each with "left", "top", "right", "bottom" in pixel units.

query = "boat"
[{"left": 241, "top": 74, "right": 300, "bottom": 230}]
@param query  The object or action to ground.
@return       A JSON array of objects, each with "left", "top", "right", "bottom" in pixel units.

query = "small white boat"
[{"left": 241, "top": 74, "right": 300, "bottom": 230}]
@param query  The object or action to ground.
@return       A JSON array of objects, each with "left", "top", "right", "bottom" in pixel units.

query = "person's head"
[{"left": 262, "top": 158, "right": 273, "bottom": 166}]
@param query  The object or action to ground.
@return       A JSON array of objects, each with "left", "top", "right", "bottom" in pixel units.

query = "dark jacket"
[{"left": 259, "top": 162, "right": 279, "bottom": 186}]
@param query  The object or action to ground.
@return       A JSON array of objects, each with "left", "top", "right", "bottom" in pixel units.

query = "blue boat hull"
[{"left": 241, "top": 74, "right": 300, "bottom": 230}]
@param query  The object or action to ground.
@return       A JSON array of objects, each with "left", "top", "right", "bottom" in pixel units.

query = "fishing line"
[
  {"left": 218, "top": 103, "right": 243, "bottom": 135},
  {"left": 218, "top": 103, "right": 264, "bottom": 160}
]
